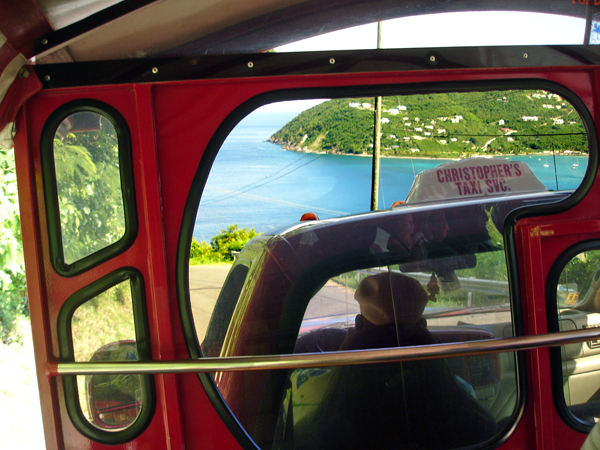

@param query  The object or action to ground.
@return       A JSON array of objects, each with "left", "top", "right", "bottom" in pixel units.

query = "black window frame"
[
  {"left": 547, "top": 240, "right": 600, "bottom": 433},
  {"left": 57, "top": 267, "right": 155, "bottom": 444},
  {"left": 177, "top": 78, "right": 598, "bottom": 450},
  {"left": 40, "top": 99, "right": 138, "bottom": 277}
]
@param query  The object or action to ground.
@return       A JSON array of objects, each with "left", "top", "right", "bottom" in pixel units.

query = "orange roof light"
[{"left": 300, "top": 212, "right": 319, "bottom": 221}]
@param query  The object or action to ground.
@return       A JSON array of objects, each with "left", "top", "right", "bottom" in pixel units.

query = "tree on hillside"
[{"left": 270, "top": 90, "right": 588, "bottom": 156}]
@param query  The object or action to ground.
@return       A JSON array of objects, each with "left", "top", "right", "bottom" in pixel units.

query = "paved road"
[
  {"left": 304, "top": 280, "right": 360, "bottom": 320},
  {"left": 188, "top": 265, "right": 362, "bottom": 342},
  {"left": 188, "top": 264, "right": 232, "bottom": 343}
]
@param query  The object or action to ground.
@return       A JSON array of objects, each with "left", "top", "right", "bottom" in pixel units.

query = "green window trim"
[
  {"left": 41, "top": 99, "right": 137, "bottom": 277},
  {"left": 57, "top": 268, "right": 155, "bottom": 444},
  {"left": 547, "top": 240, "right": 600, "bottom": 433}
]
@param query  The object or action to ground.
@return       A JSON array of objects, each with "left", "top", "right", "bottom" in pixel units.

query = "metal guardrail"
[{"left": 407, "top": 272, "right": 509, "bottom": 297}]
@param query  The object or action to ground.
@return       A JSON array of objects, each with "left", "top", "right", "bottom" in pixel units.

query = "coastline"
[{"left": 268, "top": 138, "right": 588, "bottom": 161}]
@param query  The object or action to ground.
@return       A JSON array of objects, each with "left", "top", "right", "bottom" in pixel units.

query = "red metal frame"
[{"left": 14, "top": 65, "right": 600, "bottom": 449}]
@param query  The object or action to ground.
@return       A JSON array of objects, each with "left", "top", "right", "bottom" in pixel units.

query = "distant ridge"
[{"left": 269, "top": 90, "right": 587, "bottom": 158}]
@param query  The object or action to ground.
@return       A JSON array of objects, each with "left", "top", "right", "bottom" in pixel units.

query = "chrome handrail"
[{"left": 55, "top": 327, "right": 600, "bottom": 376}]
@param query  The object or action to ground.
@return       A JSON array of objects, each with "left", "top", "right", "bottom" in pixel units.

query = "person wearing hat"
[
  {"left": 341, "top": 271, "right": 432, "bottom": 351},
  {"left": 307, "top": 271, "right": 497, "bottom": 450}
]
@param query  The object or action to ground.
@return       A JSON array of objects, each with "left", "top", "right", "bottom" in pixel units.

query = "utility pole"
[{"left": 371, "top": 21, "right": 383, "bottom": 211}]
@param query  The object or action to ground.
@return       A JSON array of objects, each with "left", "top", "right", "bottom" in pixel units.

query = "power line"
[
  {"left": 200, "top": 153, "right": 326, "bottom": 206},
  {"left": 200, "top": 152, "right": 316, "bottom": 205},
  {"left": 205, "top": 186, "right": 349, "bottom": 216},
  {"left": 444, "top": 132, "right": 585, "bottom": 138}
]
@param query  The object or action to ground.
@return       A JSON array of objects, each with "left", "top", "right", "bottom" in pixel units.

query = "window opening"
[
  {"left": 72, "top": 281, "right": 141, "bottom": 431},
  {"left": 287, "top": 260, "right": 512, "bottom": 449},
  {"left": 53, "top": 112, "right": 125, "bottom": 264},
  {"left": 188, "top": 84, "right": 591, "bottom": 449},
  {"left": 58, "top": 270, "right": 153, "bottom": 443},
  {"left": 554, "top": 249, "right": 600, "bottom": 426},
  {"left": 41, "top": 101, "right": 136, "bottom": 276}
]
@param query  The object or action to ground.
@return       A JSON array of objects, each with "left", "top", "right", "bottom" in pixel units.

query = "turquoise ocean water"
[{"left": 194, "top": 110, "right": 587, "bottom": 242}]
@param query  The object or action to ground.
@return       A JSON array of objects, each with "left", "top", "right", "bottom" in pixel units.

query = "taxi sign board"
[{"left": 405, "top": 158, "right": 547, "bottom": 203}]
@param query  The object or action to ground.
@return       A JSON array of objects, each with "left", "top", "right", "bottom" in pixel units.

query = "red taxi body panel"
[
  {"left": 15, "top": 63, "right": 600, "bottom": 449},
  {"left": 8, "top": 51, "right": 600, "bottom": 450}
]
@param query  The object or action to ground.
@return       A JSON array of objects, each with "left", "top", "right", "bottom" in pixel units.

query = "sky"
[
  {"left": 260, "top": 11, "right": 586, "bottom": 112},
  {"left": 275, "top": 12, "right": 585, "bottom": 52}
]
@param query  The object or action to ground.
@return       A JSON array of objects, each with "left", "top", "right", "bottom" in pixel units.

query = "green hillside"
[{"left": 269, "top": 90, "right": 587, "bottom": 158}]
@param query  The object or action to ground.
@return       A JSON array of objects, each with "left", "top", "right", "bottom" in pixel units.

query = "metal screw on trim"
[
  {"left": 248, "top": 61, "right": 254, "bottom": 68},
  {"left": 329, "top": 58, "right": 336, "bottom": 65},
  {"left": 41, "top": 38, "right": 48, "bottom": 45},
  {"left": 18, "top": 67, "right": 30, "bottom": 78},
  {"left": 151, "top": 67, "right": 159, "bottom": 74},
  {"left": 43, "top": 75, "right": 50, "bottom": 81},
  {"left": 523, "top": 53, "right": 529, "bottom": 59}
]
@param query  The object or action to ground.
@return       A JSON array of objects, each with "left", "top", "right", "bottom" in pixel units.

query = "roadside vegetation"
[
  {"left": 0, "top": 146, "right": 27, "bottom": 344},
  {"left": 0, "top": 145, "right": 43, "bottom": 448},
  {"left": 190, "top": 224, "right": 259, "bottom": 265}
]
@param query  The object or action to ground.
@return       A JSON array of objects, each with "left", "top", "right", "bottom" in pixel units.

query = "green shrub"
[
  {"left": 189, "top": 226, "right": 260, "bottom": 265},
  {"left": 211, "top": 225, "right": 259, "bottom": 261},
  {"left": 190, "top": 238, "right": 211, "bottom": 259}
]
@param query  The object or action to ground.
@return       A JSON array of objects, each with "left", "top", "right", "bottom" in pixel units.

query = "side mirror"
[{"left": 86, "top": 340, "right": 142, "bottom": 430}]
